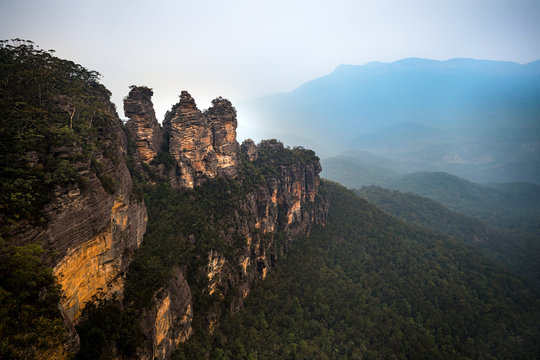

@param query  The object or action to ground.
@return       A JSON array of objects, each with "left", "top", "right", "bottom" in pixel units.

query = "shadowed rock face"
[
  {"left": 241, "top": 139, "right": 258, "bottom": 161},
  {"left": 163, "top": 91, "right": 238, "bottom": 188},
  {"left": 124, "top": 86, "right": 164, "bottom": 164}
]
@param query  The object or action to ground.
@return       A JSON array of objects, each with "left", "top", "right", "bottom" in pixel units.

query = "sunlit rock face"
[
  {"left": 194, "top": 139, "right": 328, "bottom": 320},
  {"left": 140, "top": 267, "right": 193, "bottom": 360},
  {"left": 124, "top": 86, "right": 164, "bottom": 164},
  {"left": 53, "top": 196, "right": 146, "bottom": 321},
  {"left": 163, "top": 91, "right": 238, "bottom": 188}
]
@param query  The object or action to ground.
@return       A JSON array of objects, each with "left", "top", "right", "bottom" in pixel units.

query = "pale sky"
[{"left": 2, "top": 0, "right": 540, "bottom": 134}]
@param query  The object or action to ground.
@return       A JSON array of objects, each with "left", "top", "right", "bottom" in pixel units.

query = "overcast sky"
[{"left": 2, "top": 0, "right": 540, "bottom": 130}]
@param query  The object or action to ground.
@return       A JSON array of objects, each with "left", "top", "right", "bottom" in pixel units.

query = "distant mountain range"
[{"left": 242, "top": 58, "right": 540, "bottom": 183}]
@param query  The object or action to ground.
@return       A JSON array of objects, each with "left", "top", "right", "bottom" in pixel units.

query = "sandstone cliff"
[
  {"left": 1, "top": 43, "right": 326, "bottom": 360},
  {"left": 140, "top": 267, "right": 193, "bottom": 360},
  {"left": 7, "top": 79, "right": 326, "bottom": 359},
  {"left": 11, "top": 95, "right": 147, "bottom": 336}
]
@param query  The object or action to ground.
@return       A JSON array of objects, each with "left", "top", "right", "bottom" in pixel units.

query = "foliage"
[
  {"left": 389, "top": 172, "right": 540, "bottom": 237},
  {"left": 0, "top": 239, "right": 68, "bottom": 359},
  {"left": 356, "top": 185, "right": 540, "bottom": 287},
  {"left": 252, "top": 140, "right": 318, "bottom": 179},
  {"left": 75, "top": 299, "right": 144, "bottom": 360},
  {"left": 0, "top": 39, "right": 115, "bottom": 232},
  {"left": 174, "top": 181, "right": 540, "bottom": 359},
  {"left": 76, "top": 176, "right": 249, "bottom": 359},
  {"left": 0, "top": 39, "right": 130, "bottom": 359}
]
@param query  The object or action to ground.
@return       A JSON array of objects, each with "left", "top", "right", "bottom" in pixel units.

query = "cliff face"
[
  {"left": 13, "top": 99, "right": 147, "bottom": 324},
  {"left": 163, "top": 91, "right": 238, "bottom": 188},
  {"left": 124, "top": 86, "right": 164, "bottom": 165}
]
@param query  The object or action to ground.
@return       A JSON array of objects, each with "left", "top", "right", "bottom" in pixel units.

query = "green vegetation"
[
  {"left": 0, "top": 239, "right": 67, "bottom": 359},
  {"left": 4, "top": 40, "right": 540, "bottom": 360},
  {"left": 355, "top": 186, "right": 540, "bottom": 286},
  {"left": 76, "top": 141, "right": 322, "bottom": 359},
  {"left": 75, "top": 177, "right": 246, "bottom": 358},
  {"left": 75, "top": 299, "right": 144, "bottom": 360},
  {"left": 388, "top": 172, "right": 540, "bottom": 236},
  {"left": 0, "top": 39, "right": 115, "bottom": 232},
  {"left": 253, "top": 140, "right": 318, "bottom": 178},
  {"left": 354, "top": 186, "right": 499, "bottom": 245},
  {"left": 174, "top": 181, "right": 540, "bottom": 359}
]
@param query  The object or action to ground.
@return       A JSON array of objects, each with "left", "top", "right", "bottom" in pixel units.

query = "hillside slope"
[{"left": 355, "top": 186, "right": 540, "bottom": 286}]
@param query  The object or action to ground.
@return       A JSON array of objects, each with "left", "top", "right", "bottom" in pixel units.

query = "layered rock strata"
[
  {"left": 122, "top": 90, "right": 328, "bottom": 359},
  {"left": 14, "top": 98, "right": 148, "bottom": 323},
  {"left": 124, "top": 86, "right": 164, "bottom": 164},
  {"left": 163, "top": 91, "right": 238, "bottom": 188}
]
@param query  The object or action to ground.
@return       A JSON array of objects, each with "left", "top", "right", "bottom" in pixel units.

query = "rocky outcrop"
[
  {"left": 141, "top": 268, "right": 193, "bottom": 360},
  {"left": 124, "top": 86, "right": 164, "bottom": 164},
  {"left": 118, "top": 89, "right": 327, "bottom": 359},
  {"left": 241, "top": 139, "right": 258, "bottom": 161},
  {"left": 206, "top": 97, "right": 239, "bottom": 178},
  {"left": 163, "top": 91, "right": 238, "bottom": 188}
]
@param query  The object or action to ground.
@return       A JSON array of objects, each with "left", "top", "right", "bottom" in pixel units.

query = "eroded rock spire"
[
  {"left": 124, "top": 86, "right": 164, "bottom": 164},
  {"left": 163, "top": 91, "right": 239, "bottom": 188}
]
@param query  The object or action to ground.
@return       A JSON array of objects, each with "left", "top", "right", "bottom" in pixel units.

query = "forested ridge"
[
  {"left": 176, "top": 181, "right": 540, "bottom": 359},
  {"left": 0, "top": 39, "right": 116, "bottom": 231}
]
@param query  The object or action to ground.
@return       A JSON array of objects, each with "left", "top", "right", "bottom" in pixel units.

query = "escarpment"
[
  {"left": 1, "top": 45, "right": 326, "bottom": 360},
  {"left": 140, "top": 267, "right": 193, "bottom": 360},
  {"left": 121, "top": 90, "right": 328, "bottom": 359}
]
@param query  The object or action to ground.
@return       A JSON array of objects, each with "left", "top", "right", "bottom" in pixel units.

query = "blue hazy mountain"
[{"left": 242, "top": 58, "right": 540, "bottom": 183}]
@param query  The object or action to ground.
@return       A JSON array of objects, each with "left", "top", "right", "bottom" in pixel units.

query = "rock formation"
[
  {"left": 241, "top": 138, "right": 258, "bottom": 161},
  {"left": 206, "top": 97, "right": 239, "bottom": 178},
  {"left": 11, "top": 81, "right": 325, "bottom": 359},
  {"left": 2, "top": 43, "right": 327, "bottom": 360},
  {"left": 124, "top": 86, "right": 164, "bottom": 165},
  {"left": 141, "top": 268, "right": 193, "bottom": 360},
  {"left": 163, "top": 91, "right": 238, "bottom": 188},
  {"left": 124, "top": 92, "right": 327, "bottom": 358}
]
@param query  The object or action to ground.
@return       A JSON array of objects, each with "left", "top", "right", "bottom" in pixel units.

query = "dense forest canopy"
[{"left": 355, "top": 186, "right": 540, "bottom": 287}]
